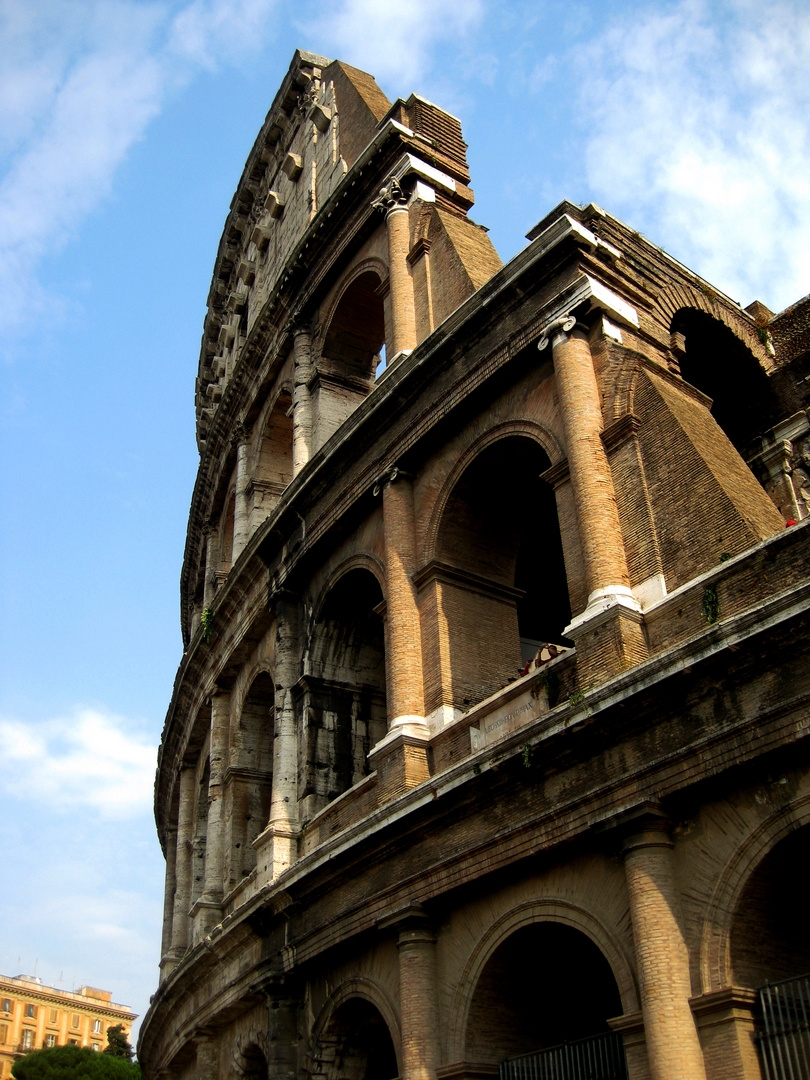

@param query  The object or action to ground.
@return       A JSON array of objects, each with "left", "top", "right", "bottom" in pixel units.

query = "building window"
[
  {"left": 25, "top": 1004, "right": 36, "bottom": 1019},
  {"left": 90, "top": 1043, "right": 100, "bottom": 1052},
  {"left": 71, "top": 1013, "right": 80, "bottom": 1028},
  {"left": 68, "top": 1039, "right": 79, "bottom": 1046},
  {"left": 92, "top": 1019, "right": 102, "bottom": 1034},
  {"left": 45, "top": 1034, "right": 57, "bottom": 1048},
  {"left": 49, "top": 1009, "right": 58, "bottom": 1024},
  {"left": 0, "top": 1023, "right": 8, "bottom": 1043},
  {"left": 1, "top": 1000, "right": 10, "bottom": 1013},
  {"left": 21, "top": 1029, "right": 35, "bottom": 1050}
]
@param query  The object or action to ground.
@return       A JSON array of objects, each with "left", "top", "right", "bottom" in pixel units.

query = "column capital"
[
  {"left": 290, "top": 310, "right": 312, "bottom": 339},
  {"left": 372, "top": 176, "right": 409, "bottom": 215},
  {"left": 230, "top": 418, "right": 248, "bottom": 449},
  {"left": 372, "top": 465, "right": 411, "bottom": 496},
  {"left": 538, "top": 313, "right": 578, "bottom": 350}
]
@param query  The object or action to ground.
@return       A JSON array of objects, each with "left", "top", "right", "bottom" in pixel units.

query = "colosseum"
[{"left": 139, "top": 50, "right": 810, "bottom": 1080}]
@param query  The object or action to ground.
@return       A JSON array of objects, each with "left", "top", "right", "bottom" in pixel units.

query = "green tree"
[
  {"left": 104, "top": 1026, "right": 133, "bottom": 1061},
  {"left": 12, "top": 1044, "right": 140, "bottom": 1080}
]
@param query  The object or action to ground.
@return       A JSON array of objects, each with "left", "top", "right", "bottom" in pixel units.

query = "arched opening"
[
  {"left": 241, "top": 1044, "right": 269, "bottom": 1080},
  {"left": 431, "top": 436, "right": 571, "bottom": 712},
  {"left": 252, "top": 392, "right": 293, "bottom": 531},
  {"left": 313, "top": 272, "right": 386, "bottom": 451},
  {"left": 465, "top": 923, "right": 623, "bottom": 1064},
  {"left": 673, "top": 309, "right": 781, "bottom": 457},
  {"left": 220, "top": 492, "right": 236, "bottom": 575},
  {"left": 317, "top": 998, "right": 398, "bottom": 1080},
  {"left": 227, "top": 672, "right": 274, "bottom": 887},
  {"left": 302, "top": 569, "right": 387, "bottom": 816},
  {"left": 730, "top": 826, "right": 810, "bottom": 988}
]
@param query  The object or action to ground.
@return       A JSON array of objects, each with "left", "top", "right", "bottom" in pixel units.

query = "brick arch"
[
  {"left": 231, "top": 1033, "right": 269, "bottom": 1078},
  {"left": 232, "top": 658, "right": 275, "bottom": 728},
  {"left": 312, "top": 553, "right": 387, "bottom": 626},
  {"left": 423, "top": 420, "right": 563, "bottom": 565},
  {"left": 314, "top": 256, "right": 389, "bottom": 359},
  {"left": 447, "top": 898, "right": 639, "bottom": 1062},
  {"left": 699, "top": 793, "right": 810, "bottom": 993},
  {"left": 311, "top": 976, "right": 401, "bottom": 1058},
  {"left": 653, "top": 282, "right": 774, "bottom": 374}
]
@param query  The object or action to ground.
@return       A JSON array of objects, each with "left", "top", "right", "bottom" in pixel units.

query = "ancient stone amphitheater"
[{"left": 139, "top": 51, "right": 810, "bottom": 1080}]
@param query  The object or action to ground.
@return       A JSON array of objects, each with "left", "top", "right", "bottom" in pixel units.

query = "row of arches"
[{"left": 211, "top": 817, "right": 810, "bottom": 1080}]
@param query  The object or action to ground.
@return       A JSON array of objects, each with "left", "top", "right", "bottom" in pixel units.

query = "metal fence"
[
  {"left": 758, "top": 973, "right": 810, "bottom": 1080},
  {"left": 500, "top": 1032, "right": 628, "bottom": 1080}
]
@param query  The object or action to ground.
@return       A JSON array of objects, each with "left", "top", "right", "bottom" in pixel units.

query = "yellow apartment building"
[{"left": 0, "top": 974, "right": 136, "bottom": 1077}]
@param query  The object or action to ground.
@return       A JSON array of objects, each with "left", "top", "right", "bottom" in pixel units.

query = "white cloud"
[
  {"left": 168, "top": 0, "right": 280, "bottom": 68},
  {"left": 577, "top": 0, "right": 810, "bottom": 311},
  {"left": 306, "top": 0, "right": 485, "bottom": 87},
  {"left": 0, "top": 0, "right": 282, "bottom": 338},
  {"left": 0, "top": 707, "right": 157, "bottom": 818}
]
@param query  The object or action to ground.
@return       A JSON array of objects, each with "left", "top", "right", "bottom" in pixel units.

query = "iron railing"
[
  {"left": 500, "top": 1032, "right": 628, "bottom": 1080},
  {"left": 758, "top": 973, "right": 810, "bottom": 1080}
]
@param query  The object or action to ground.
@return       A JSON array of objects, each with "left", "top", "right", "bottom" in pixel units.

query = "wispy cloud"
[
  {"left": 0, "top": 707, "right": 156, "bottom": 818},
  {"left": 168, "top": 0, "right": 280, "bottom": 68},
  {"left": 577, "top": 0, "right": 810, "bottom": 311},
  {"left": 0, "top": 0, "right": 282, "bottom": 338},
  {"left": 306, "top": 0, "right": 485, "bottom": 87}
]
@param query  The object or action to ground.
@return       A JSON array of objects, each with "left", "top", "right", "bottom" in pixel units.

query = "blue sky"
[{"left": 1, "top": 0, "right": 808, "bottom": 1045}]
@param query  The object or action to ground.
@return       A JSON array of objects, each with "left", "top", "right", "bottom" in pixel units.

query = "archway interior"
[
  {"left": 673, "top": 309, "right": 781, "bottom": 456},
  {"left": 191, "top": 760, "right": 210, "bottom": 905},
  {"left": 303, "top": 569, "right": 387, "bottom": 811},
  {"left": 241, "top": 1044, "right": 269, "bottom": 1080},
  {"left": 229, "top": 672, "right": 274, "bottom": 884},
  {"left": 730, "top": 826, "right": 810, "bottom": 988},
  {"left": 256, "top": 391, "right": 293, "bottom": 492},
  {"left": 436, "top": 436, "right": 571, "bottom": 709},
  {"left": 323, "top": 272, "right": 386, "bottom": 387},
  {"left": 319, "top": 998, "right": 398, "bottom": 1080},
  {"left": 465, "top": 923, "right": 623, "bottom": 1062},
  {"left": 220, "top": 491, "right": 236, "bottom": 572}
]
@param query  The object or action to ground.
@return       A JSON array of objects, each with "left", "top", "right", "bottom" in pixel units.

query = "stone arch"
[
  {"left": 219, "top": 487, "right": 237, "bottom": 574},
  {"left": 448, "top": 899, "right": 637, "bottom": 1063},
  {"left": 300, "top": 564, "right": 387, "bottom": 816},
  {"left": 252, "top": 387, "right": 293, "bottom": 525},
  {"left": 233, "top": 1040, "right": 269, "bottom": 1080},
  {"left": 310, "top": 979, "right": 400, "bottom": 1080},
  {"left": 423, "top": 420, "right": 563, "bottom": 564},
  {"left": 227, "top": 668, "right": 275, "bottom": 886},
  {"left": 311, "top": 554, "right": 387, "bottom": 626},
  {"left": 700, "top": 793, "right": 810, "bottom": 993},
  {"left": 315, "top": 258, "right": 389, "bottom": 361},
  {"left": 653, "top": 281, "right": 774, "bottom": 374},
  {"left": 420, "top": 426, "right": 571, "bottom": 714}
]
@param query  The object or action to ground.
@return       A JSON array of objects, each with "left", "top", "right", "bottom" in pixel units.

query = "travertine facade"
[
  {"left": 140, "top": 52, "right": 810, "bottom": 1080},
  {"left": 0, "top": 975, "right": 135, "bottom": 1076}
]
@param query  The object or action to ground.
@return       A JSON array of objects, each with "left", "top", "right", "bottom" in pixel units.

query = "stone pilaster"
[
  {"left": 374, "top": 178, "right": 416, "bottom": 360},
  {"left": 540, "top": 317, "right": 646, "bottom": 682},
  {"left": 381, "top": 469, "right": 425, "bottom": 728},
  {"left": 202, "top": 692, "right": 230, "bottom": 907},
  {"left": 255, "top": 591, "right": 300, "bottom": 882},
  {"left": 383, "top": 907, "right": 439, "bottom": 1080},
  {"left": 264, "top": 985, "right": 300, "bottom": 1080},
  {"left": 232, "top": 421, "right": 250, "bottom": 561},
  {"left": 368, "top": 469, "right": 430, "bottom": 802},
  {"left": 195, "top": 1031, "right": 219, "bottom": 1080},
  {"left": 292, "top": 321, "right": 313, "bottom": 477},
  {"left": 159, "top": 824, "right": 178, "bottom": 981},
  {"left": 203, "top": 523, "right": 216, "bottom": 609},
  {"left": 622, "top": 812, "right": 707, "bottom": 1080},
  {"left": 169, "top": 765, "right": 196, "bottom": 957}
]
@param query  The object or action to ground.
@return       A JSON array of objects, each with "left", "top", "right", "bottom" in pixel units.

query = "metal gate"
[
  {"left": 500, "top": 1032, "right": 628, "bottom": 1080},
  {"left": 758, "top": 974, "right": 810, "bottom": 1080}
]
